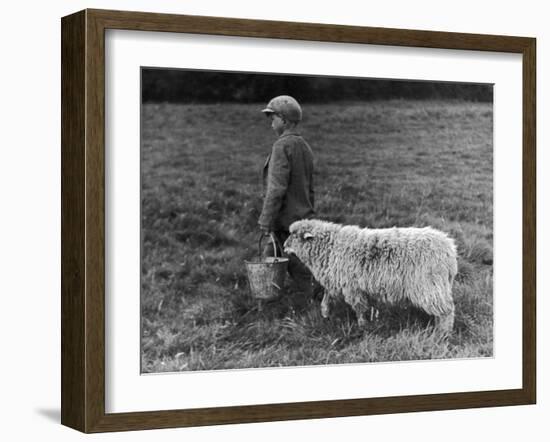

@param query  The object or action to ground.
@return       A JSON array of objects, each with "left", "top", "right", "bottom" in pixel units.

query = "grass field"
[{"left": 140, "top": 100, "right": 493, "bottom": 373}]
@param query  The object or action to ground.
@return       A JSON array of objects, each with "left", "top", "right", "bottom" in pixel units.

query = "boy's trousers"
[{"left": 263, "top": 230, "right": 315, "bottom": 296}]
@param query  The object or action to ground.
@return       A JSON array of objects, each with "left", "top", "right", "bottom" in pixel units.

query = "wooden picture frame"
[{"left": 61, "top": 8, "right": 536, "bottom": 433}]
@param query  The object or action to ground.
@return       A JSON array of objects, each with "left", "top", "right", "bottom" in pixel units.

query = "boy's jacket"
[{"left": 259, "top": 131, "right": 315, "bottom": 231}]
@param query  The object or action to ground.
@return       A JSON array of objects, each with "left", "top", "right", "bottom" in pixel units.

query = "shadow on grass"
[{"left": 232, "top": 282, "right": 437, "bottom": 341}]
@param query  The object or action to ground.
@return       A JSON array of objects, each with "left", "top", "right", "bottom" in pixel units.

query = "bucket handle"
[{"left": 258, "top": 233, "right": 283, "bottom": 260}]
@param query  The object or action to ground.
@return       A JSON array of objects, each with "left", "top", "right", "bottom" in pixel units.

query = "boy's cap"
[{"left": 261, "top": 95, "right": 302, "bottom": 122}]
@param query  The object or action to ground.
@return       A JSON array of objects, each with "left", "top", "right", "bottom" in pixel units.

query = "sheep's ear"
[{"left": 303, "top": 232, "right": 314, "bottom": 240}]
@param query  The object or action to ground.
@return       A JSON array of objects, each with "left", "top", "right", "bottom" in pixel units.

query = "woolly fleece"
[{"left": 284, "top": 219, "right": 458, "bottom": 331}]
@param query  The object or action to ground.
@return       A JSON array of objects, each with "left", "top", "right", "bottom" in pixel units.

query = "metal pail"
[{"left": 245, "top": 233, "right": 288, "bottom": 301}]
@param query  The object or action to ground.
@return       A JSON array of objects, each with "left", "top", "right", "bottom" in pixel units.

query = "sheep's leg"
[
  {"left": 369, "top": 306, "right": 380, "bottom": 322},
  {"left": 320, "top": 291, "right": 332, "bottom": 319},
  {"left": 436, "top": 309, "right": 455, "bottom": 333},
  {"left": 343, "top": 289, "right": 368, "bottom": 327},
  {"left": 355, "top": 305, "right": 368, "bottom": 327}
]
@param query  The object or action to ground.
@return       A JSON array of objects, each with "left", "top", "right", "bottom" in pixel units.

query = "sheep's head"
[
  {"left": 284, "top": 221, "right": 315, "bottom": 261},
  {"left": 284, "top": 219, "right": 333, "bottom": 267}
]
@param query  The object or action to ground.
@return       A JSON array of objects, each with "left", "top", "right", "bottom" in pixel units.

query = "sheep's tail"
[{"left": 415, "top": 253, "right": 457, "bottom": 317}]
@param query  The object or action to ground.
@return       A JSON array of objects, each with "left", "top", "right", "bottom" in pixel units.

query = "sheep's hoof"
[
  {"left": 357, "top": 316, "right": 366, "bottom": 327},
  {"left": 369, "top": 307, "right": 380, "bottom": 322},
  {"left": 321, "top": 306, "right": 330, "bottom": 319}
]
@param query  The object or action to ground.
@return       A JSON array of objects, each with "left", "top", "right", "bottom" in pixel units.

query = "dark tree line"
[{"left": 142, "top": 68, "right": 492, "bottom": 103}]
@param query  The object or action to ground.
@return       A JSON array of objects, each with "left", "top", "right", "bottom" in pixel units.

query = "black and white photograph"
[
  {"left": 1, "top": 0, "right": 545, "bottom": 437},
  {"left": 140, "top": 68, "right": 494, "bottom": 373}
]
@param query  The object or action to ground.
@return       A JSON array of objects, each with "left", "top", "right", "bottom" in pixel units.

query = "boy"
[{"left": 258, "top": 95, "right": 316, "bottom": 298}]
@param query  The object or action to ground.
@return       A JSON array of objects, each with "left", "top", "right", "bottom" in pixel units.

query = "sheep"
[{"left": 283, "top": 219, "right": 458, "bottom": 332}]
